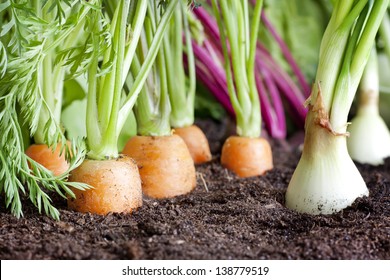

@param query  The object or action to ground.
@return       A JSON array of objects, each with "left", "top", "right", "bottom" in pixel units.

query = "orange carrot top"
[
  {"left": 173, "top": 125, "right": 212, "bottom": 164},
  {"left": 123, "top": 134, "right": 196, "bottom": 199}
]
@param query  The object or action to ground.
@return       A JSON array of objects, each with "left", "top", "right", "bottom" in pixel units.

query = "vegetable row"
[{"left": 0, "top": 0, "right": 389, "bottom": 219}]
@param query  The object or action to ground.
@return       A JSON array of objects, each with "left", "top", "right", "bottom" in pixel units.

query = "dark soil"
[{"left": 0, "top": 119, "right": 389, "bottom": 260}]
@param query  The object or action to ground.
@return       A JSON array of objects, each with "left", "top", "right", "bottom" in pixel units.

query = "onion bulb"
[
  {"left": 286, "top": 121, "right": 369, "bottom": 214},
  {"left": 347, "top": 47, "right": 390, "bottom": 165}
]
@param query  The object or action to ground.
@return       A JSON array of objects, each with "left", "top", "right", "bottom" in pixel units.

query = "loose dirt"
[{"left": 1, "top": 120, "right": 389, "bottom": 259}]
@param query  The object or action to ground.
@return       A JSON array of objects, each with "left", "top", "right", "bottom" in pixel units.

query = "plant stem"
[
  {"left": 86, "top": 10, "right": 103, "bottom": 159},
  {"left": 246, "top": 0, "right": 263, "bottom": 137},
  {"left": 211, "top": 0, "right": 262, "bottom": 137},
  {"left": 167, "top": 1, "right": 196, "bottom": 128},
  {"left": 102, "top": 0, "right": 129, "bottom": 154},
  {"left": 34, "top": 3, "right": 56, "bottom": 144},
  {"left": 358, "top": 46, "right": 379, "bottom": 114},
  {"left": 133, "top": 1, "right": 171, "bottom": 136},
  {"left": 330, "top": 0, "right": 388, "bottom": 131},
  {"left": 379, "top": 11, "right": 390, "bottom": 59},
  {"left": 87, "top": 0, "right": 130, "bottom": 159},
  {"left": 117, "top": 0, "right": 179, "bottom": 133}
]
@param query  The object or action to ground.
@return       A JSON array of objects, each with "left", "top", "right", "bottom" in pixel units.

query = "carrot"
[
  {"left": 122, "top": 134, "right": 196, "bottom": 199},
  {"left": 206, "top": 0, "right": 272, "bottom": 178},
  {"left": 25, "top": 143, "right": 70, "bottom": 176},
  {"left": 173, "top": 125, "right": 212, "bottom": 164},
  {"left": 64, "top": 1, "right": 179, "bottom": 215},
  {"left": 67, "top": 156, "right": 142, "bottom": 215},
  {"left": 221, "top": 136, "right": 273, "bottom": 178}
]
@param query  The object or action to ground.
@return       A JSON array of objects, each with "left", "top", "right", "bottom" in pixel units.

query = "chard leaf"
[
  {"left": 261, "top": 0, "right": 331, "bottom": 83},
  {"left": 62, "top": 99, "right": 87, "bottom": 139},
  {"left": 62, "top": 78, "right": 86, "bottom": 109}
]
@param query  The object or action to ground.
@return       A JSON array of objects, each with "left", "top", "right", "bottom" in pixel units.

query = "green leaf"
[
  {"left": 62, "top": 77, "right": 87, "bottom": 109},
  {"left": 194, "top": 85, "right": 226, "bottom": 120},
  {"left": 0, "top": 18, "right": 14, "bottom": 37},
  {"left": 62, "top": 98, "right": 87, "bottom": 139},
  {"left": 261, "top": 0, "right": 331, "bottom": 83},
  {"left": 118, "top": 109, "right": 137, "bottom": 152},
  {"left": 0, "top": 41, "right": 7, "bottom": 78},
  {"left": 0, "top": 1, "right": 10, "bottom": 13}
]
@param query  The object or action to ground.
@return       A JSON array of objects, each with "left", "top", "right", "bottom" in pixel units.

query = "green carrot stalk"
[
  {"left": 165, "top": 1, "right": 196, "bottom": 128},
  {"left": 210, "top": 0, "right": 262, "bottom": 138},
  {"left": 134, "top": 0, "right": 212, "bottom": 165},
  {"left": 34, "top": 2, "right": 88, "bottom": 145},
  {"left": 128, "top": 1, "right": 172, "bottom": 137},
  {"left": 167, "top": 1, "right": 212, "bottom": 164},
  {"left": 132, "top": 1, "right": 196, "bottom": 136},
  {"left": 86, "top": 0, "right": 179, "bottom": 159},
  {"left": 130, "top": 0, "right": 198, "bottom": 135}
]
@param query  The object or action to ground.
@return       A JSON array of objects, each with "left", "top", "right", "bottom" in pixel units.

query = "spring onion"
[
  {"left": 347, "top": 46, "right": 390, "bottom": 165},
  {"left": 286, "top": 0, "right": 389, "bottom": 214}
]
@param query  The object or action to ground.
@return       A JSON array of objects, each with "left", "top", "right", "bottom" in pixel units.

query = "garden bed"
[{"left": 0, "top": 120, "right": 389, "bottom": 260}]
